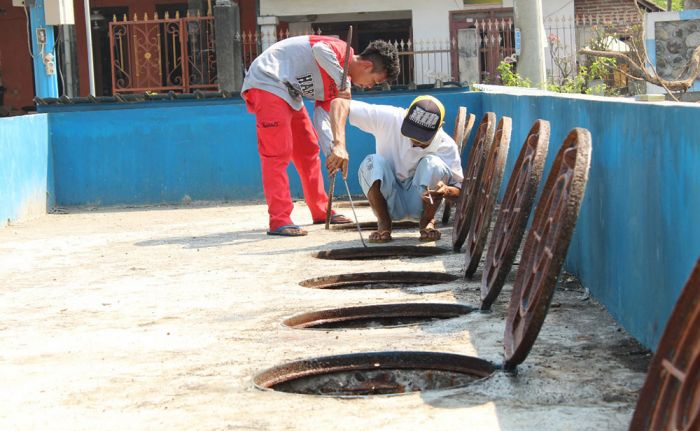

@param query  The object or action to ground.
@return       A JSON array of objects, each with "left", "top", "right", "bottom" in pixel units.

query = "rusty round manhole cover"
[
  {"left": 312, "top": 246, "right": 450, "bottom": 261},
  {"left": 254, "top": 351, "right": 495, "bottom": 396},
  {"left": 442, "top": 112, "right": 478, "bottom": 228},
  {"left": 630, "top": 259, "right": 700, "bottom": 430},
  {"left": 283, "top": 303, "right": 474, "bottom": 329},
  {"left": 480, "top": 120, "right": 551, "bottom": 310},
  {"left": 464, "top": 116, "right": 512, "bottom": 279},
  {"left": 463, "top": 113, "right": 476, "bottom": 149},
  {"left": 453, "top": 106, "right": 468, "bottom": 150},
  {"left": 331, "top": 220, "right": 419, "bottom": 231},
  {"left": 452, "top": 112, "right": 497, "bottom": 252},
  {"left": 503, "top": 128, "right": 592, "bottom": 371},
  {"left": 441, "top": 107, "right": 468, "bottom": 226},
  {"left": 299, "top": 271, "right": 458, "bottom": 289}
]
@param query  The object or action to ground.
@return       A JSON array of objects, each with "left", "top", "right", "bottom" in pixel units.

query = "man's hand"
[
  {"left": 326, "top": 142, "right": 349, "bottom": 179},
  {"left": 422, "top": 181, "right": 460, "bottom": 204},
  {"left": 337, "top": 86, "right": 352, "bottom": 100}
]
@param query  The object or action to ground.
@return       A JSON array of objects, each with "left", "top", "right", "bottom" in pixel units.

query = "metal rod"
[
  {"left": 342, "top": 177, "right": 366, "bottom": 248},
  {"left": 325, "top": 25, "right": 353, "bottom": 230},
  {"left": 324, "top": 175, "right": 336, "bottom": 230}
]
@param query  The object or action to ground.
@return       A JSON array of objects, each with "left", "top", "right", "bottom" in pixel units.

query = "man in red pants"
[{"left": 242, "top": 36, "right": 400, "bottom": 236}]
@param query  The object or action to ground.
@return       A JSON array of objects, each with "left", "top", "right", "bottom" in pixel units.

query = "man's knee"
[
  {"left": 359, "top": 154, "right": 390, "bottom": 185},
  {"left": 360, "top": 154, "right": 389, "bottom": 171},
  {"left": 415, "top": 155, "right": 450, "bottom": 182}
]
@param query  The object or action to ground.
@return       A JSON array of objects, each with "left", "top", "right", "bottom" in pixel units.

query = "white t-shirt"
[{"left": 348, "top": 100, "right": 464, "bottom": 186}]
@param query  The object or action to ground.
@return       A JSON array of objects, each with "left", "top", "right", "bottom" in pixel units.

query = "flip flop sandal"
[
  {"left": 419, "top": 228, "right": 442, "bottom": 242},
  {"left": 267, "top": 224, "right": 308, "bottom": 237},
  {"left": 313, "top": 214, "right": 353, "bottom": 225},
  {"left": 368, "top": 230, "right": 393, "bottom": 243}
]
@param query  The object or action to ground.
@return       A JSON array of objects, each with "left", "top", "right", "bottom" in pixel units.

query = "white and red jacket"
[{"left": 242, "top": 35, "right": 352, "bottom": 155}]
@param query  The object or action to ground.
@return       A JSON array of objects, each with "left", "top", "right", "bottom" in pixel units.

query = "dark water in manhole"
[
  {"left": 271, "top": 369, "right": 480, "bottom": 396},
  {"left": 297, "top": 316, "right": 451, "bottom": 329},
  {"left": 313, "top": 246, "right": 450, "bottom": 261},
  {"left": 331, "top": 220, "right": 419, "bottom": 231},
  {"left": 299, "top": 272, "right": 458, "bottom": 290}
]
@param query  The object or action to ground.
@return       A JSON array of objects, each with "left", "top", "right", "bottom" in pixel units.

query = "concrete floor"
[{"left": 0, "top": 202, "right": 650, "bottom": 430}]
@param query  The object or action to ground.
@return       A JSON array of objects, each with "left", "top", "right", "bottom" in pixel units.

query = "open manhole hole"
[
  {"left": 255, "top": 128, "right": 592, "bottom": 397},
  {"left": 313, "top": 246, "right": 450, "bottom": 261},
  {"left": 299, "top": 271, "right": 458, "bottom": 290},
  {"left": 254, "top": 351, "right": 494, "bottom": 396},
  {"left": 331, "top": 220, "right": 419, "bottom": 231},
  {"left": 283, "top": 303, "right": 474, "bottom": 329},
  {"left": 333, "top": 199, "right": 371, "bottom": 208}
]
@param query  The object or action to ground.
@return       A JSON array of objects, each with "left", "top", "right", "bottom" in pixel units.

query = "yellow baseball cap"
[{"left": 401, "top": 95, "right": 445, "bottom": 143}]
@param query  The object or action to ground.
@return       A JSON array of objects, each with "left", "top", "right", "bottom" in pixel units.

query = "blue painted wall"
[
  {"left": 482, "top": 92, "right": 700, "bottom": 349},
  {"left": 44, "top": 89, "right": 480, "bottom": 206},
  {"left": 0, "top": 114, "right": 52, "bottom": 226},
  {"left": 11, "top": 89, "right": 699, "bottom": 349}
]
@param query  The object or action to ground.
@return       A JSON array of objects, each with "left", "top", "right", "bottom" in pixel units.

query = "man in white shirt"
[{"left": 326, "top": 95, "right": 463, "bottom": 242}]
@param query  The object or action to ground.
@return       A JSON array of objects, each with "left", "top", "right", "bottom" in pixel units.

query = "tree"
[{"left": 579, "top": 5, "right": 700, "bottom": 99}]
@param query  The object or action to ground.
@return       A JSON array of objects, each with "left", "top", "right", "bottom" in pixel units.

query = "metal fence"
[
  {"left": 108, "top": 13, "right": 641, "bottom": 93},
  {"left": 109, "top": 11, "right": 217, "bottom": 94},
  {"left": 544, "top": 14, "right": 642, "bottom": 85},
  {"left": 239, "top": 28, "right": 455, "bottom": 87}
]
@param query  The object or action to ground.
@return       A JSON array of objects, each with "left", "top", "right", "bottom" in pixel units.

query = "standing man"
[
  {"left": 242, "top": 36, "right": 400, "bottom": 237},
  {"left": 326, "top": 95, "right": 463, "bottom": 243}
]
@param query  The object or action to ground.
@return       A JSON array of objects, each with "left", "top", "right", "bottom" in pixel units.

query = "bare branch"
[{"left": 580, "top": 45, "right": 700, "bottom": 92}]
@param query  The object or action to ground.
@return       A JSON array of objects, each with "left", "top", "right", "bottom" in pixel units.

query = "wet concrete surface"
[{"left": 0, "top": 202, "right": 650, "bottom": 430}]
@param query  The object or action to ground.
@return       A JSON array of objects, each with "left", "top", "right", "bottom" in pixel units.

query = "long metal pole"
[
  {"left": 84, "top": 0, "right": 96, "bottom": 96},
  {"left": 325, "top": 25, "right": 353, "bottom": 230}
]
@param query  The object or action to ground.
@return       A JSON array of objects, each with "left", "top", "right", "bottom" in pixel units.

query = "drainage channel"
[
  {"left": 255, "top": 127, "right": 593, "bottom": 397},
  {"left": 313, "top": 246, "right": 449, "bottom": 261}
]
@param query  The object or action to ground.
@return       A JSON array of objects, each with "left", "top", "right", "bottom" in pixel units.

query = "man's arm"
[
  {"left": 311, "top": 43, "right": 352, "bottom": 100},
  {"left": 325, "top": 98, "right": 351, "bottom": 178}
]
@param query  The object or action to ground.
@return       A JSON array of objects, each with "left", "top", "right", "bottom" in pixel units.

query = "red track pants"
[{"left": 243, "top": 88, "right": 330, "bottom": 231}]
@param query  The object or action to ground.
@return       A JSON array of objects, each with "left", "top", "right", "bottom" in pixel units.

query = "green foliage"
[
  {"left": 497, "top": 56, "right": 618, "bottom": 96},
  {"left": 496, "top": 61, "right": 531, "bottom": 88},
  {"left": 651, "top": 0, "right": 683, "bottom": 10}
]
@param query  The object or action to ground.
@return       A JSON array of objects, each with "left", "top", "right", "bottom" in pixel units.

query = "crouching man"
[{"left": 326, "top": 95, "right": 463, "bottom": 243}]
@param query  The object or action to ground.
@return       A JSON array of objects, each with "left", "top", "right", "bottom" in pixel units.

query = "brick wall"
[{"left": 575, "top": 0, "right": 661, "bottom": 20}]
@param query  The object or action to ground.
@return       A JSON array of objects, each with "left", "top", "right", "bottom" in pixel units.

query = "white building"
[{"left": 256, "top": 0, "right": 574, "bottom": 85}]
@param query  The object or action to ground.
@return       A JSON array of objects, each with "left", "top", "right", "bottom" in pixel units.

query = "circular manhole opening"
[
  {"left": 313, "top": 246, "right": 450, "bottom": 261},
  {"left": 283, "top": 303, "right": 474, "bottom": 329},
  {"left": 331, "top": 220, "right": 419, "bottom": 231},
  {"left": 299, "top": 271, "right": 458, "bottom": 290},
  {"left": 254, "top": 351, "right": 495, "bottom": 397},
  {"left": 333, "top": 199, "right": 371, "bottom": 209}
]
